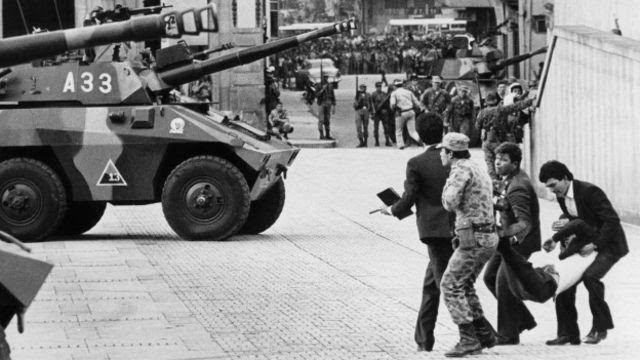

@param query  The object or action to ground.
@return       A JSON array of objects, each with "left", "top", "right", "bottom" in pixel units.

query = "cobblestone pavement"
[{"left": 4, "top": 148, "right": 639, "bottom": 360}]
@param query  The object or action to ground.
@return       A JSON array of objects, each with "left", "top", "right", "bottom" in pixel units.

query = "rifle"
[{"left": 93, "top": 3, "right": 173, "bottom": 23}]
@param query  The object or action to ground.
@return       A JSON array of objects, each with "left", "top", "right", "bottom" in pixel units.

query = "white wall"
[{"left": 554, "top": 0, "right": 640, "bottom": 40}]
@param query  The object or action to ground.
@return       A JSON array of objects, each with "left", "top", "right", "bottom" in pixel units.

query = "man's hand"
[
  {"left": 331, "top": 106, "right": 336, "bottom": 115},
  {"left": 543, "top": 238, "right": 556, "bottom": 252},
  {"left": 551, "top": 218, "right": 569, "bottom": 231},
  {"left": 580, "top": 243, "right": 597, "bottom": 256}
]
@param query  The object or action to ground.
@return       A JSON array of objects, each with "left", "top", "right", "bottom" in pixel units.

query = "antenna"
[
  {"left": 52, "top": 0, "right": 64, "bottom": 29},
  {"left": 15, "top": 0, "right": 30, "bottom": 34}
]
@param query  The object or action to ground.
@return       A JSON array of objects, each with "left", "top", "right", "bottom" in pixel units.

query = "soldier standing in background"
[
  {"left": 420, "top": 76, "right": 451, "bottom": 129},
  {"left": 316, "top": 74, "right": 336, "bottom": 140},
  {"left": 475, "top": 92, "right": 534, "bottom": 180},
  {"left": 439, "top": 132, "right": 498, "bottom": 357},
  {"left": 264, "top": 66, "right": 281, "bottom": 115},
  {"left": 371, "top": 82, "right": 393, "bottom": 146},
  {"left": 445, "top": 85, "right": 475, "bottom": 137},
  {"left": 354, "top": 84, "right": 372, "bottom": 147}
]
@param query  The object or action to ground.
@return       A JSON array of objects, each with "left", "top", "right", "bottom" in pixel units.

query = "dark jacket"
[
  {"left": 391, "top": 145, "right": 454, "bottom": 241},
  {"left": 499, "top": 169, "right": 541, "bottom": 256},
  {"left": 558, "top": 180, "right": 628, "bottom": 258}
]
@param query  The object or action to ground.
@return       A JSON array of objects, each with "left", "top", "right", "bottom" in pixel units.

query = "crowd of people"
[{"left": 271, "top": 32, "right": 461, "bottom": 88}]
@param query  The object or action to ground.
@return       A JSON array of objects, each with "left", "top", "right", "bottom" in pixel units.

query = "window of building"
[{"left": 532, "top": 14, "right": 547, "bottom": 33}]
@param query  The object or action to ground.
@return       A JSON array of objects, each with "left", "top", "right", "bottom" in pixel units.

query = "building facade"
[{"left": 526, "top": 0, "right": 640, "bottom": 223}]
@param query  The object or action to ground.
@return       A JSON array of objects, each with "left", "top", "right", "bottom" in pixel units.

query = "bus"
[{"left": 386, "top": 18, "right": 467, "bottom": 37}]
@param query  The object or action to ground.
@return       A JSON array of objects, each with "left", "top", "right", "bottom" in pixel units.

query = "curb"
[{"left": 289, "top": 139, "right": 337, "bottom": 148}]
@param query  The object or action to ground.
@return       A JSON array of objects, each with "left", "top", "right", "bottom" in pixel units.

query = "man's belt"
[
  {"left": 472, "top": 223, "right": 496, "bottom": 233},
  {"left": 399, "top": 108, "right": 413, "bottom": 113}
]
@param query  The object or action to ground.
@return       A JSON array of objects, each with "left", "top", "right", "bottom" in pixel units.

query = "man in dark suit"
[
  {"left": 483, "top": 142, "right": 540, "bottom": 344},
  {"left": 380, "top": 112, "right": 455, "bottom": 352},
  {"left": 539, "top": 160, "right": 629, "bottom": 345}
]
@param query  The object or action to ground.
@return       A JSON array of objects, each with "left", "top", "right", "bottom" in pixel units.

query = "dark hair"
[
  {"left": 445, "top": 149, "right": 471, "bottom": 159},
  {"left": 539, "top": 160, "right": 574, "bottom": 182},
  {"left": 495, "top": 142, "right": 522, "bottom": 166},
  {"left": 415, "top": 112, "right": 443, "bottom": 145}
]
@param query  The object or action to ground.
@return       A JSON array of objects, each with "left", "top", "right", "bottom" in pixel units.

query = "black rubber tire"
[
  {"left": 162, "top": 156, "right": 251, "bottom": 240},
  {"left": 0, "top": 158, "right": 67, "bottom": 242},
  {"left": 55, "top": 202, "right": 106, "bottom": 236},
  {"left": 239, "top": 177, "right": 286, "bottom": 235}
]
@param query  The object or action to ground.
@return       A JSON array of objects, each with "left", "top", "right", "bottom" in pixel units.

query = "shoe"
[
  {"left": 583, "top": 330, "right": 607, "bottom": 344},
  {"left": 356, "top": 143, "right": 365, "bottom": 148},
  {"left": 496, "top": 335, "right": 519, "bottom": 345},
  {"left": 398, "top": 146, "right": 406, "bottom": 150},
  {"left": 545, "top": 336, "right": 581, "bottom": 345},
  {"left": 319, "top": 135, "right": 325, "bottom": 140},
  {"left": 385, "top": 141, "right": 392, "bottom": 147},
  {"left": 325, "top": 136, "right": 335, "bottom": 140}
]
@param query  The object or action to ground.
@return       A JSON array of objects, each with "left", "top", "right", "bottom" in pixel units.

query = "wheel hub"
[
  {"left": 185, "top": 181, "right": 224, "bottom": 221},
  {"left": 1, "top": 182, "right": 41, "bottom": 223}
]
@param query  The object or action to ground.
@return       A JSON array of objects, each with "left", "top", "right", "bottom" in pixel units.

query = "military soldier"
[
  {"left": 445, "top": 85, "right": 475, "bottom": 137},
  {"left": 316, "top": 74, "right": 336, "bottom": 140},
  {"left": 439, "top": 132, "right": 498, "bottom": 357},
  {"left": 420, "top": 76, "right": 451, "bottom": 126},
  {"left": 475, "top": 92, "right": 534, "bottom": 180},
  {"left": 265, "top": 66, "right": 281, "bottom": 115},
  {"left": 371, "top": 81, "right": 393, "bottom": 146},
  {"left": 354, "top": 84, "right": 372, "bottom": 147}
]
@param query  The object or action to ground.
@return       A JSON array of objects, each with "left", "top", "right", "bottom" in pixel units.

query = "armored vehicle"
[{"left": 0, "top": 5, "right": 356, "bottom": 241}]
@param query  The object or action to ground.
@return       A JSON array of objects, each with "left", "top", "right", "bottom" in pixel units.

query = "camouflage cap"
[{"left": 437, "top": 132, "right": 470, "bottom": 151}]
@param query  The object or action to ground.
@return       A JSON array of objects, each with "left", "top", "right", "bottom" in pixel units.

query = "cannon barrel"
[
  {"left": 159, "top": 19, "right": 356, "bottom": 86},
  {"left": 0, "top": 4, "right": 218, "bottom": 68},
  {"left": 489, "top": 46, "right": 547, "bottom": 72}
]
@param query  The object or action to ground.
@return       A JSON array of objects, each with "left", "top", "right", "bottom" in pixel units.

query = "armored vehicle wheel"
[
  {"left": 56, "top": 202, "right": 107, "bottom": 236},
  {"left": 162, "top": 156, "right": 250, "bottom": 240},
  {"left": 0, "top": 158, "right": 67, "bottom": 242},
  {"left": 239, "top": 177, "right": 285, "bottom": 235}
]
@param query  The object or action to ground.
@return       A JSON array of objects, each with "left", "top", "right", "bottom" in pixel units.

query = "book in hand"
[{"left": 377, "top": 187, "right": 413, "bottom": 220}]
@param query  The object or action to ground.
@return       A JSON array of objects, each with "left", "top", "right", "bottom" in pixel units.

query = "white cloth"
[{"left": 554, "top": 251, "right": 597, "bottom": 295}]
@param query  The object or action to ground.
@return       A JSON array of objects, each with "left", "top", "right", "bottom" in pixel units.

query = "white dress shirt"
[{"left": 563, "top": 181, "right": 578, "bottom": 217}]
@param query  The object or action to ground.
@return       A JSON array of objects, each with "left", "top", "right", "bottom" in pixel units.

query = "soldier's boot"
[
  {"left": 325, "top": 128, "right": 334, "bottom": 141},
  {"left": 374, "top": 136, "right": 380, "bottom": 146},
  {"left": 472, "top": 316, "right": 497, "bottom": 349},
  {"left": 445, "top": 323, "right": 482, "bottom": 358},
  {"left": 319, "top": 129, "right": 325, "bottom": 140},
  {"left": 356, "top": 137, "right": 365, "bottom": 148},
  {"left": 385, "top": 135, "right": 392, "bottom": 147}
]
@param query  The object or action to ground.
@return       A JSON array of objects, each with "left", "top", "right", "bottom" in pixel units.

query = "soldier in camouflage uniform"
[
  {"left": 475, "top": 92, "right": 535, "bottom": 180},
  {"left": 445, "top": 85, "right": 475, "bottom": 137},
  {"left": 420, "top": 76, "right": 451, "bottom": 127},
  {"left": 438, "top": 132, "right": 498, "bottom": 357}
]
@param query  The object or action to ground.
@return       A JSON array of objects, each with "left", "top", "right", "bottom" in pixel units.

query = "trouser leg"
[
  {"left": 555, "top": 285, "right": 579, "bottom": 337},
  {"left": 582, "top": 251, "right": 619, "bottom": 331},
  {"left": 496, "top": 262, "right": 536, "bottom": 338},
  {"left": 362, "top": 112, "right": 369, "bottom": 144},
  {"left": 395, "top": 113, "right": 406, "bottom": 148},
  {"left": 498, "top": 241, "right": 556, "bottom": 302},
  {"left": 415, "top": 239, "right": 454, "bottom": 345},
  {"left": 405, "top": 111, "right": 421, "bottom": 144},
  {"left": 355, "top": 113, "right": 364, "bottom": 143},
  {"left": 441, "top": 245, "right": 496, "bottom": 324}
]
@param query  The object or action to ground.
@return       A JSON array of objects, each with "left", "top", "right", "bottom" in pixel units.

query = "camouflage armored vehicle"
[{"left": 0, "top": 5, "right": 356, "bottom": 241}]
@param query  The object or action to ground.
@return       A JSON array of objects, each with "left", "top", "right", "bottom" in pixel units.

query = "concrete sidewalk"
[{"left": 4, "top": 148, "right": 639, "bottom": 360}]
